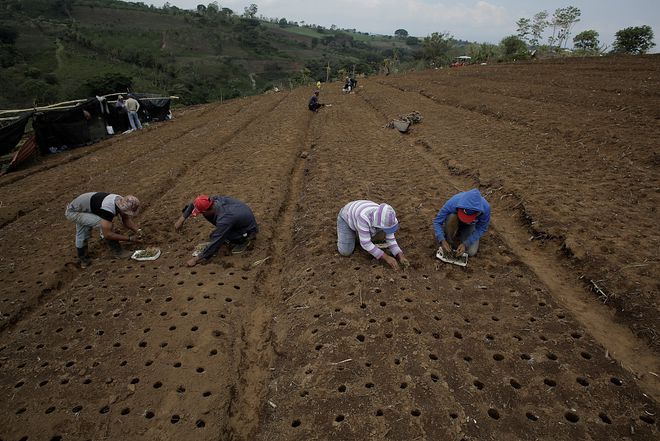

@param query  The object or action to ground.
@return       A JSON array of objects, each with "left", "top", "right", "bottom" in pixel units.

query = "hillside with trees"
[
  {"left": 0, "top": 1, "right": 655, "bottom": 108},
  {"left": 0, "top": 0, "right": 436, "bottom": 107}
]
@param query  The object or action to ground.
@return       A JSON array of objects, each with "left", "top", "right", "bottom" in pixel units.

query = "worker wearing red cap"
[
  {"left": 433, "top": 189, "right": 491, "bottom": 256},
  {"left": 174, "top": 195, "right": 258, "bottom": 267}
]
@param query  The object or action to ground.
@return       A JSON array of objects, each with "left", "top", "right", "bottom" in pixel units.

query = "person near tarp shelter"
[
  {"left": 308, "top": 90, "right": 325, "bottom": 112},
  {"left": 175, "top": 195, "right": 259, "bottom": 267},
  {"left": 116, "top": 95, "right": 126, "bottom": 112},
  {"left": 337, "top": 200, "right": 410, "bottom": 270},
  {"left": 65, "top": 193, "right": 143, "bottom": 267},
  {"left": 433, "top": 189, "right": 491, "bottom": 257},
  {"left": 111, "top": 95, "right": 128, "bottom": 132},
  {"left": 125, "top": 95, "right": 142, "bottom": 130}
]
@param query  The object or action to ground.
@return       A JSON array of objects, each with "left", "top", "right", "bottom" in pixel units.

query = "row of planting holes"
[
  {"left": 9, "top": 326, "right": 226, "bottom": 357},
  {"left": 12, "top": 388, "right": 216, "bottom": 422},
  {"left": 288, "top": 409, "right": 656, "bottom": 427}
]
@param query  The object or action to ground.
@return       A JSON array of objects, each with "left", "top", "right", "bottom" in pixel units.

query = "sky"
[{"left": 151, "top": 1, "right": 660, "bottom": 49}]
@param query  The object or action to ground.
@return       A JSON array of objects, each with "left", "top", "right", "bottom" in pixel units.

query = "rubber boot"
[
  {"left": 231, "top": 232, "right": 256, "bottom": 254},
  {"left": 77, "top": 245, "right": 92, "bottom": 268},
  {"left": 106, "top": 239, "right": 132, "bottom": 258},
  {"left": 231, "top": 240, "right": 250, "bottom": 254}
]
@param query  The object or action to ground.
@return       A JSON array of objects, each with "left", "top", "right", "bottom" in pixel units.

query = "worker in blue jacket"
[{"left": 433, "top": 189, "right": 491, "bottom": 256}]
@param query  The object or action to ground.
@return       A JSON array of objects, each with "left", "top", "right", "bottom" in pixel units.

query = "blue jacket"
[{"left": 433, "top": 189, "right": 490, "bottom": 246}]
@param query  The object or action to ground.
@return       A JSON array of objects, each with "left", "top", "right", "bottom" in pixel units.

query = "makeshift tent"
[
  {"left": 0, "top": 113, "right": 31, "bottom": 156},
  {"left": 32, "top": 97, "right": 110, "bottom": 154},
  {"left": 107, "top": 94, "right": 172, "bottom": 134},
  {"left": 31, "top": 94, "right": 172, "bottom": 154},
  {"left": 132, "top": 93, "right": 172, "bottom": 122},
  {"left": 0, "top": 93, "right": 176, "bottom": 173}
]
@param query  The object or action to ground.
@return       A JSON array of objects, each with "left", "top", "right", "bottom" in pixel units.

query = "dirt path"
[{"left": 0, "top": 57, "right": 658, "bottom": 441}]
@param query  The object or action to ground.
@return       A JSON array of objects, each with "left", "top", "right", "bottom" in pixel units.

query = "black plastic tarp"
[
  {"left": 19, "top": 93, "right": 171, "bottom": 154},
  {"left": 133, "top": 93, "right": 171, "bottom": 122},
  {"left": 33, "top": 98, "right": 108, "bottom": 154},
  {"left": 0, "top": 113, "right": 31, "bottom": 156}
]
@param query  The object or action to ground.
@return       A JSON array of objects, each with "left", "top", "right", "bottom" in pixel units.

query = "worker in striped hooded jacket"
[{"left": 337, "top": 200, "right": 409, "bottom": 270}]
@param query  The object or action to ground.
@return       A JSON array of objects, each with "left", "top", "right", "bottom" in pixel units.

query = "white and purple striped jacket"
[{"left": 340, "top": 200, "right": 402, "bottom": 259}]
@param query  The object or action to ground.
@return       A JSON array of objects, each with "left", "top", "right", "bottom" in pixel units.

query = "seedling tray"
[
  {"left": 435, "top": 248, "right": 468, "bottom": 267},
  {"left": 131, "top": 248, "right": 161, "bottom": 261}
]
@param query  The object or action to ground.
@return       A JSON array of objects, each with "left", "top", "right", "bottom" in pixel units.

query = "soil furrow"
[
  {"left": 406, "top": 132, "right": 660, "bottom": 401},
  {"left": 224, "top": 92, "right": 315, "bottom": 440}
]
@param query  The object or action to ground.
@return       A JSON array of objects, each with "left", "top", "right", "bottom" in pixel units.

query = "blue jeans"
[
  {"left": 443, "top": 213, "right": 479, "bottom": 256},
  {"left": 337, "top": 215, "right": 356, "bottom": 256},
  {"left": 65, "top": 206, "right": 101, "bottom": 248},
  {"left": 128, "top": 111, "right": 142, "bottom": 130}
]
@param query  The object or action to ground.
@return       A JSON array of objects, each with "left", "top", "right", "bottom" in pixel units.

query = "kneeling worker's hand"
[
  {"left": 381, "top": 254, "right": 400, "bottom": 270},
  {"left": 441, "top": 240, "right": 452, "bottom": 254}
]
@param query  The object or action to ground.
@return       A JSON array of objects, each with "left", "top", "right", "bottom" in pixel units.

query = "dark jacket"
[
  {"left": 309, "top": 94, "right": 320, "bottom": 111},
  {"left": 183, "top": 196, "right": 258, "bottom": 259}
]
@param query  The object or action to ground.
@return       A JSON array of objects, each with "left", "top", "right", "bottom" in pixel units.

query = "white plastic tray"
[
  {"left": 131, "top": 249, "right": 161, "bottom": 261},
  {"left": 435, "top": 248, "right": 468, "bottom": 267}
]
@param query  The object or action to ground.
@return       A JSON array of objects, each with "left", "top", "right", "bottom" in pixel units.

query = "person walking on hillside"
[
  {"left": 433, "top": 189, "right": 491, "bottom": 257},
  {"left": 65, "top": 193, "right": 142, "bottom": 267},
  {"left": 308, "top": 90, "right": 325, "bottom": 112},
  {"left": 175, "top": 194, "right": 259, "bottom": 267},
  {"left": 125, "top": 95, "right": 142, "bottom": 131},
  {"left": 337, "top": 200, "right": 409, "bottom": 270}
]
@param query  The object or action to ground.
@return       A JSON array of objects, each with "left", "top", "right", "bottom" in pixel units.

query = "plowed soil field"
[{"left": 1, "top": 55, "right": 659, "bottom": 441}]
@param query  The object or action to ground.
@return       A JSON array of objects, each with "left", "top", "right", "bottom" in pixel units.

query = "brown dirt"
[{"left": 1, "top": 55, "right": 658, "bottom": 441}]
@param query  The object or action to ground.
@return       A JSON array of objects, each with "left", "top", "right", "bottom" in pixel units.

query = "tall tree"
[
  {"left": 549, "top": 6, "right": 581, "bottom": 49},
  {"left": 422, "top": 32, "right": 453, "bottom": 65},
  {"left": 243, "top": 3, "right": 257, "bottom": 18},
  {"left": 516, "top": 18, "right": 531, "bottom": 42},
  {"left": 207, "top": 2, "right": 219, "bottom": 15},
  {"left": 516, "top": 10, "right": 550, "bottom": 48},
  {"left": 500, "top": 35, "right": 528, "bottom": 60},
  {"left": 394, "top": 29, "right": 409, "bottom": 38},
  {"left": 530, "top": 11, "right": 549, "bottom": 47},
  {"left": 612, "top": 25, "right": 655, "bottom": 54},
  {"left": 573, "top": 30, "right": 600, "bottom": 52}
]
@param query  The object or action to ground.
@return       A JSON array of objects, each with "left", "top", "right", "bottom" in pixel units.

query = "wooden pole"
[{"left": 0, "top": 96, "right": 180, "bottom": 117}]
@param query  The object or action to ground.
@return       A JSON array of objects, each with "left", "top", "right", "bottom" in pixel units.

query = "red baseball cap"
[
  {"left": 192, "top": 195, "right": 213, "bottom": 217},
  {"left": 457, "top": 208, "right": 479, "bottom": 224}
]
